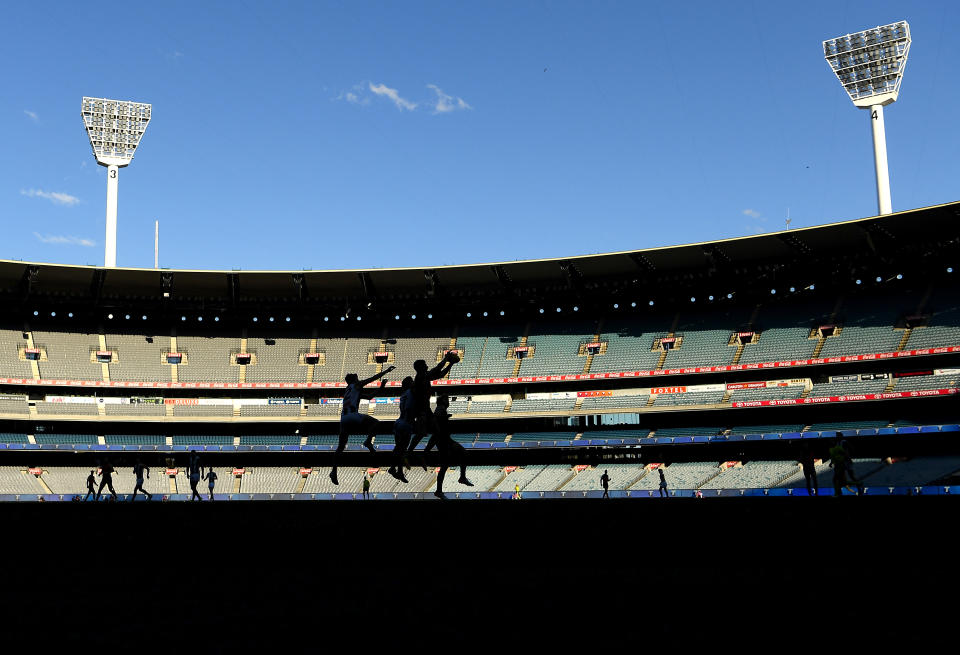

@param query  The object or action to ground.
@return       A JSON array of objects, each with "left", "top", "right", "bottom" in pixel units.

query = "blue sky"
[{"left": 3, "top": 1, "right": 958, "bottom": 271}]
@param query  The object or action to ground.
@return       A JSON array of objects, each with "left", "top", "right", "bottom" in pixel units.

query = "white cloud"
[
  {"left": 368, "top": 82, "right": 418, "bottom": 111},
  {"left": 33, "top": 232, "right": 96, "bottom": 247},
  {"left": 20, "top": 188, "right": 81, "bottom": 206},
  {"left": 337, "top": 88, "right": 370, "bottom": 106},
  {"left": 24, "top": 110, "right": 39, "bottom": 123},
  {"left": 427, "top": 84, "right": 471, "bottom": 114},
  {"left": 742, "top": 208, "right": 762, "bottom": 218}
]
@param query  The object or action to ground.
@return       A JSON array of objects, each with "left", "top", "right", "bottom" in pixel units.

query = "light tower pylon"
[
  {"left": 81, "top": 97, "right": 152, "bottom": 267},
  {"left": 823, "top": 21, "right": 911, "bottom": 216}
]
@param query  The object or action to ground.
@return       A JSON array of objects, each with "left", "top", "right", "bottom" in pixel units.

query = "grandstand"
[{"left": 0, "top": 201, "right": 956, "bottom": 501}]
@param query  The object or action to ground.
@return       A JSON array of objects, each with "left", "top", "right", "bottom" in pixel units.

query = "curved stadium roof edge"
[
  {"left": 5, "top": 201, "right": 958, "bottom": 275},
  {"left": 2, "top": 200, "right": 958, "bottom": 300}
]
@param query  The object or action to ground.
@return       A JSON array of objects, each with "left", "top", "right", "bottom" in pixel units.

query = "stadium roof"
[{"left": 2, "top": 201, "right": 958, "bottom": 313}]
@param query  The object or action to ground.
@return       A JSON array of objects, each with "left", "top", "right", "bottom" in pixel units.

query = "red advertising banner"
[
  {"left": 585, "top": 342, "right": 603, "bottom": 349},
  {"left": 513, "top": 346, "right": 530, "bottom": 353},
  {"left": 731, "top": 387, "right": 958, "bottom": 408},
  {"left": 504, "top": 466, "right": 517, "bottom": 473},
  {"left": 737, "top": 332, "right": 755, "bottom": 338},
  {"left": 232, "top": 468, "right": 245, "bottom": 476},
  {"left": 366, "top": 468, "right": 380, "bottom": 476},
  {"left": 721, "top": 461, "right": 740, "bottom": 469},
  {"left": 96, "top": 351, "right": 112, "bottom": 357},
  {"left": 726, "top": 381, "right": 768, "bottom": 390},
  {"left": 299, "top": 468, "right": 313, "bottom": 476},
  {"left": 24, "top": 348, "right": 40, "bottom": 354},
  {"left": 28, "top": 467, "right": 42, "bottom": 475},
  {"left": 577, "top": 390, "right": 613, "bottom": 397},
  {"left": 0, "top": 346, "right": 956, "bottom": 390},
  {"left": 574, "top": 465, "right": 589, "bottom": 472},
  {"left": 660, "top": 337, "right": 676, "bottom": 344},
  {"left": 165, "top": 468, "right": 178, "bottom": 475}
]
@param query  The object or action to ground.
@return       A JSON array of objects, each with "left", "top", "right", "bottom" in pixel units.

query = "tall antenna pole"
[{"left": 154, "top": 220, "right": 159, "bottom": 269}]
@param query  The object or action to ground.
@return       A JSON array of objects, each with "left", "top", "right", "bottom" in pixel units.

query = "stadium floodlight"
[
  {"left": 81, "top": 97, "right": 152, "bottom": 267},
  {"left": 823, "top": 21, "right": 910, "bottom": 216}
]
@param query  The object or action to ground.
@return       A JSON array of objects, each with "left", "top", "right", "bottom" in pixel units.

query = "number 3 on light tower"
[{"left": 109, "top": 169, "right": 117, "bottom": 178}]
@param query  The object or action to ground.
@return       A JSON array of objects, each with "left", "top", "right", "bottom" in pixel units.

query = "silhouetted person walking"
[
  {"left": 204, "top": 468, "right": 218, "bottom": 500},
  {"left": 329, "top": 366, "right": 395, "bottom": 486},
  {"left": 432, "top": 394, "right": 473, "bottom": 499},
  {"left": 658, "top": 468, "right": 668, "bottom": 498},
  {"left": 828, "top": 435, "right": 864, "bottom": 496},
  {"left": 388, "top": 376, "right": 415, "bottom": 483},
  {"left": 131, "top": 460, "right": 153, "bottom": 501},
  {"left": 800, "top": 448, "right": 818, "bottom": 496},
  {"left": 600, "top": 470, "right": 611, "bottom": 498},
  {"left": 96, "top": 463, "right": 117, "bottom": 501},
  {"left": 84, "top": 470, "right": 97, "bottom": 501},
  {"left": 407, "top": 352, "right": 460, "bottom": 467},
  {"left": 188, "top": 450, "right": 204, "bottom": 501},
  {"left": 362, "top": 474, "right": 371, "bottom": 499}
]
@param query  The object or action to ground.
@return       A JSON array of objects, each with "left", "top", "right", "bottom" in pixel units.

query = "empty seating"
[{"left": 33, "top": 330, "right": 102, "bottom": 381}]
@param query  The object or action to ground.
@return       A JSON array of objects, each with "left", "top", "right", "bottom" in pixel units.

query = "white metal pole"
[
  {"left": 104, "top": 164, "right": 119, "bottom": 267},
  {"left": 154, "top": 220, "right": 159, "bottom": 269},
  {"left": 869, "top": 104, "right": 892, "bottom": 215}
]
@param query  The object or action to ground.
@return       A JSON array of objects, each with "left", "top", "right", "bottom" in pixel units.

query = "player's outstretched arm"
[
  {"left": 359, "top": 365, "right": 396, "bottom": 387},
  {"left": 429, "top": 353, "right": 458, "bottom": 380}
]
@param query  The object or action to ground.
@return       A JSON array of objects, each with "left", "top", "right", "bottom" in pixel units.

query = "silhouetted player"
[
  {"left": 84, "top": 470, "right": 96, "bottom": 501},
  {"left": 600, "top": 470, "right": 610, "bottom": 498},
  {"left": 96, "top": 463, "right": 117, "bottom": 501},
  {"left": 407, "top": 352, "right": 460, "bottom": 465},
  {"left": 841, "top": 438, "right": 864, "bottom": 494},
  {"left": 204, "top": 468, "right": 218, "bottom": 501},
  {"left": 388, "top": 376, "right": 415, "bottom": 483},
  {"left": 188, "top": 450, "right": 204, "bottom": 501},
  {"left": 431, "top": 394, "right": 473, "bottom": 499},
  {"left": 829, "top": 435, "right": 863, "bottom": 496},
  {"left": 329, "top": 365, "right": 395, "bottom": 486},
  {"left": 800, "top": 447, "right": 818, "bottom": 496},
  {"left": 131, "top": 460, "right": 153, "bottom": 501},
  {"left": 658, "top": 468, "right": 668, "bottom": 497}
]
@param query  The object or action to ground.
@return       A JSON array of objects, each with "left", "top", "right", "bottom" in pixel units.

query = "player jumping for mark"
[
  {"left": 388, "top": 376, "right": 415, "bottom": 483},
  {"left": 407, "top": 351, "right": 460, "bottom": 469},
  {"left": 431, "top": 394, "right": 473, "bottom": 499},
  {"left": 329, "top": 365, "right": 396, "bottom": 486}
]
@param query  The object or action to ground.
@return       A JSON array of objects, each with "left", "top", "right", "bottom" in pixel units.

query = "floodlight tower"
[
  {"left": 81, "top": 97, "right": 152, "bottom": 267},
  {"left": 823, "top": 21, "right": 910, "bottom": 216}
]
